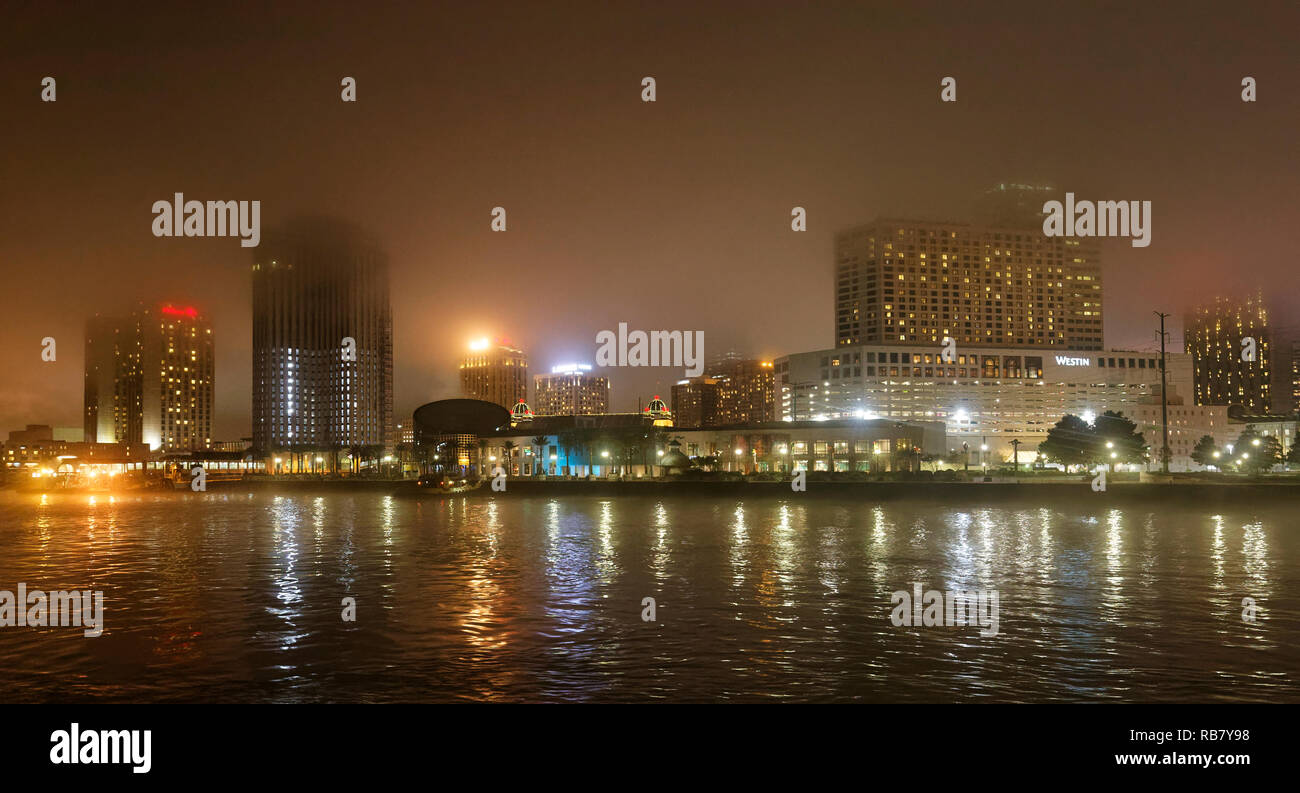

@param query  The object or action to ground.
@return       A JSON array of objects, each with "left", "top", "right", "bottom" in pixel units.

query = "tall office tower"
[
  {"left": 1290, "top": 340, "right": 1300, "bottom": 416},
  {"left": 670, "top": 377, "right": 720, "bottom": 428},
  {"left": 833, "top": 218, "right": 1103, "bottom": 350},
  {"left": 1185, "top": 294, "right": 1273, "bottom": 412},
  {"left": 252, "top": 218, "right": 394, "bottom": 453},
  {"left": 533, "top": 364, "right": 609, "bottom": 415},
  {"left": 712, "top": 358, "right": 775, "bottom": 424},
  {"left": 972, "top": 183, "right": 1058, "bottom": 229},
  {"left": 82, "top": 304, "right": 215, "bottom": 451},
  {"left": 460, "top": 338, "right": 528, "bottom": 410},
  {"left": 670, "top": 359, "right": 775, "bottom": 427},
  {"left": 84, "top": 315, "right": 121, "bottom": 442}
]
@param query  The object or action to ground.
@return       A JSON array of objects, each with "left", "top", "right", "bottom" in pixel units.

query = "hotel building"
[
  {"left": 774, "top": 343, "right": 1192, "bottom": 463},
  {"left": 252, "top": 218, "right": 394, "bottom": 455},
  {"left": 83, "top": 303, "right": 215, "bottom": 452},
  {"left": 833, "top": 218, "right": 1103, "bottom": 350},
  {"left": 533, "top": 364, "right": 609, "bottom": 415},
  {"left": 460, "top": 339, "right": 528, "bottom": 411},
  {"left": 1185, "top": 294, "right": 1273, "bottom": 413}
]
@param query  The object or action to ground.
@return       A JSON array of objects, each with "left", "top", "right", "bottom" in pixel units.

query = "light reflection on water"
[{"left": 0, "top": 490, "right": 1295, "bottom": 703}]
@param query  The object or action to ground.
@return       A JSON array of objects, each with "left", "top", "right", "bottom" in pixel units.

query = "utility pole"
[{"left": 1155, "top": 311, "right": 1171, "bottom": 474}]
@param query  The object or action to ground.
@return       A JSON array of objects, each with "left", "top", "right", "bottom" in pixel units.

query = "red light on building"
[{"left": 161, "top": 304, "right": 198, "bottom": 318}]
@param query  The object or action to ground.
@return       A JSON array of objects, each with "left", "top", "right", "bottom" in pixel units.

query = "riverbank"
[
  {"left": 7, "top": 476, "right": 1299, "bottom": 503},
  {"left": 469, "top": 478, "right": 1300, "bottom": 504}
]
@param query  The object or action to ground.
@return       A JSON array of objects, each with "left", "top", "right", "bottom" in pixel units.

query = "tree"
[
  {"left": 1288, "top": 440, "right": 1300, "bottom": 468},
  {"left": 1190, "top": 435, "right": 1219, "bottom": 469},
  {"left": 531, "top": 436, "right": 549, "bottom": 476},
  {"left": 557, "top": 430, "right": 579, "bottom": 477},
  {"left": 1038, "top": 414, "right": 1095, "bottom": 472},
  {"left": 1093, "top": 410, "right": 1148, "bottom": 471},
  {"left": 501, "top": 440, "right": 517, "bottom": 474},
  {"left": 1230, "top": 425, "right": 1281, "bottom": 474}
]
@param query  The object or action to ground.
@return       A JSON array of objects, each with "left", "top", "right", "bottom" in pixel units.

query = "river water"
[{"left": 0, "top": 489, "right": 1295, "bottom": 702}]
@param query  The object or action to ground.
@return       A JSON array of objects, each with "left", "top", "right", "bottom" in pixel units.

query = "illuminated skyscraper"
[
  {"left": 833, "top": 217, "right": 1103, "bottom": 350},
  {"left": 83, "top": 304, "right": 214, "bottom": 451},
  {"left": 671, "top": 359, "right": 774, "bottom": 427},
  {"left": 252, "top": 218, "right": 393, "bottom": 453},
  {"left": 1185, "top": 293, "right": 1273, "bottom": 412},
  {"left": 460, "top": 339, "right": 528, "bottom": 411},
  {"left": 533, "top": 364, "right": 609, "bottom": 415}
]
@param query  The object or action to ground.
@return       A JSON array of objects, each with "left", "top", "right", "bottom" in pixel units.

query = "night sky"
[{"left": 2, "top": 0, "right": 1296, "bottom": 441}]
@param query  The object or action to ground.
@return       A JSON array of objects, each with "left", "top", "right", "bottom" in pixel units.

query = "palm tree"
[
  {"left": 501, "top": 440, "right": 517, "bottom": 475},
  {"left": 557, "top": 430, "right": 579, "bottom": 477},
  {"left": 476, "top": 439, "right": 488, "bottom": 475},
  {"left": 531, "top": 435, "right": 549, "bottom": 476}
]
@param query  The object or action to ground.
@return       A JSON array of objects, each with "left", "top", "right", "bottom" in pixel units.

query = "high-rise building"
[
  {"left": 833, "top": 218, "right": 1103, "bottom": 350},
  {"left": 84, "top": 315, "right": 122, "bottom": 443},
  {"left": 670, "top": 377, "right": 719, "bottom": 428},
  {"left": 1185, "top": 294, "right": 1272, "bottom": 413},
  {"left": 714, "top": 359, "right": 775, "bottom": 424},
  {"left": 83, "top": 304, "right": 215, "bottom": 451},
  {"left": 533, "top": 364, "right": 609, "bottom": 415},
  {"left": 1290, "top": 340, "right": 1300, "bottom": 416},
  {"left": 252, "top": 218, "right": 393, "bottom": 453},
  {"left": 460, "top": 338, "right": 527, "bottom": 411},
  {"left": 671, "top": 359, "right": 774, "bottom": 427}
]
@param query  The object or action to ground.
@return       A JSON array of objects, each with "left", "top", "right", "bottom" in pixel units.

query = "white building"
[{"left": 774, "top": 343, "right": 1193, "bottom": 464}]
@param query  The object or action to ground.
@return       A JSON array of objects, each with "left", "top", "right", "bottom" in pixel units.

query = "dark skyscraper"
[{"left": 252, "top": 218, "right": 393, "bottom": 455}]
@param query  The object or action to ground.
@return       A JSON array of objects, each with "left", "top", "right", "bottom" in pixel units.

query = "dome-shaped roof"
[
  {"left": 644, "top": 395, "right": 669, "bottom": 414},
  {"left": 660, "top": 449, "right": 691, "bottom": 468},
  {"left": 511, "top": 400, "right": 534, "bottom": 421}
]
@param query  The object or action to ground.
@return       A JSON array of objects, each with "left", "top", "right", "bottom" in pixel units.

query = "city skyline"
[{"left": 2, "top": 2, "right": 1297, "bottom": 441}]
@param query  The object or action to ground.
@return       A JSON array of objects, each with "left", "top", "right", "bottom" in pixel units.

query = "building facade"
[
  {"left": 477, "top": 417, "right": 945, "bottom": 477},
  {"left": 83, "top": 304, "right": 215, "bottom": 451},
  {"left": 672, "top": 359, "right": 775, "bottom": 428},
  {"left": 252, "top": 218, "right": 394, "bottom": 455},
  {"left": 1185, "top": 294, "right": 1273, "bottom": 413},
  {"left": 833, "top": 218, "right": 1103, "bottom": 350},
  {"left": 460, "top": 339, "right": 528, "bottom": 411},
  {"left": 1125, "top": 401, "right": 1296, "bottom": 471},
  {"left": 774, "top": 342, "right": 1191, "bottom": 462},
  {"left": 533, "top": 364, "right": 609, "bottom": 415},
  {"left": 671, "top": 377, "right": 719, "bottom": 428}
]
